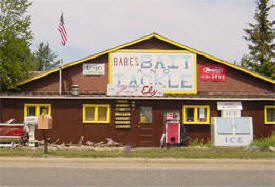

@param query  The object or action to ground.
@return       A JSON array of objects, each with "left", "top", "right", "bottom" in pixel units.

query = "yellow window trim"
[
  {"left": 183, "top": 105, "right": 210, "bottom": 124},
  {"left": 24, "top": 104, "right": 51, "bottom": 117},
  {"left": 264, "top": 105, "right": 275, "bottom": 124},
  {"left": 82, "top": 104, "right": 110, "bottom": 123}
]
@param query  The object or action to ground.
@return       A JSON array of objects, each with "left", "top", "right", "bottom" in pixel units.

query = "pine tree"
[
  {"left": 0, "top": 0, "right": 33, "bottom": 91},
  {"left": 241, "top": 0, "right": 274, "bottom": 79},
  {"left": 33, "top": 42, "right": 60, "bottom": 71}
]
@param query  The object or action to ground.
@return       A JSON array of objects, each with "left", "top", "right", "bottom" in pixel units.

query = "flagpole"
[
  {"left": 58, "top": 12, "right": 67, "bottom": 95},
  {"left": 59, "top": 49, "right": 63, "bottom": 95},
  {"left": 59, "top": 12, "right": 63, "bottom": 96}
]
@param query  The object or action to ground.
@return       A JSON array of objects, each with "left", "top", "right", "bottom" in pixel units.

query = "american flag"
[{"left": 58, "top": 13, "right": 67, "bottom": 46}]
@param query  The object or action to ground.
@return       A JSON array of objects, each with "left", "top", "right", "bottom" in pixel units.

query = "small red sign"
[
  {"left": 200, "top": 65, "right": 226, "bottom": 81},
  {"left": 166, "top": 123, "right": 180, "bottom": 144},
  {"left": 166, "top": 113, "right": 174, "bottom": 120}
]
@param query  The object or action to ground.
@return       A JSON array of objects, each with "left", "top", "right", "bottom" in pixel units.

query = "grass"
[
  {"left": 188, "top": 138, "right": 212, "bottom": 147},
  {"left": 1, "top": 135, "right": 274, "bottom": 159},
  {"left": 0, "top": 146, "right": 274, "bottom": 159},
  {"left": 251, "top": 134, "right": 275, "bottom": 151}
]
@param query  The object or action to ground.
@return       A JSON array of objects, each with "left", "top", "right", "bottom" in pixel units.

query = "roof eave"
[{"left": 16, "top": 33, "right": 275, "bottom": 86}]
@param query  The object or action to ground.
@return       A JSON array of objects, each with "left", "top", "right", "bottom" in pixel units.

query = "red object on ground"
[{"left": 0, "top": 125, "right": 24, "bottom": 137}]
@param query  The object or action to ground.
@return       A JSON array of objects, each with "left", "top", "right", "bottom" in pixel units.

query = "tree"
[
  {"left": 241, "top": 0, "right": 274, "bottom": 79},
  {"left": 0, "top": 0, "right": 33, "bottom": 91},
  {"left": 33, "top": 42, "right": 60, "bottom": 71}
]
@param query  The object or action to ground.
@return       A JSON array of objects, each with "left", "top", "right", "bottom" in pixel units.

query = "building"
[{"left": 0, "top": 33, "right": 274, "bottom": 147}]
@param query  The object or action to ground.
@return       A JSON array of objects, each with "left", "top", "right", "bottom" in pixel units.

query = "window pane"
[
  {"left": 186, "top": 108, "right": 194, "bottom": 122},
  {"left": 140, "top": 106, "right": 152, "bottom": 123},
  {"left": 267, "top": 108, "right": 275, "bottom": 122},
  {"left": 86, "top": 107, "right": 95, "bottom": 121},
  {"left": 40, "top": 106, "right": 49, "bottom": 115},
  {"left": 98, "top": 107, "right": 107, "bottom": 121},
  {"left": 197, "top": 108, "right": 207, "bottom": 122},
  {"left": 27, "top": 106, "right": 36, "bottom": 116}
]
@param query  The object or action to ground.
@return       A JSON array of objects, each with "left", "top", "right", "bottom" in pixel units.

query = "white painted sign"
[
  {"left": 217, "top": 102, "right": 243, "bottom": 110},
  {"left": 83, "top": 63, "right": 105, "bottom": 75},
  {"left": 108, "top": 51, "right": 196, "bottom": 96}
]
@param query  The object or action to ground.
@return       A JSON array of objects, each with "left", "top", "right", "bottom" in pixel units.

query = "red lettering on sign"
[
  {"left": 141, "top": 86, "right": 158, "bottom": 96},
  {"left": 113, "top": 57, "right": 139, "bottom": 67},
  {"left": 114, "top": 57, "right": 118, "bottom": 66},
  {"left": 123, "top": 57, "right": 128, "bottom": 66}
]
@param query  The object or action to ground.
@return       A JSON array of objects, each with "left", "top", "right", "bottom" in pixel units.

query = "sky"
[{"left": 28, "top": 0, "right": 274, "bottom": 65}]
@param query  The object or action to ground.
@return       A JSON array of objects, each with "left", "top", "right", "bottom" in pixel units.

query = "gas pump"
[{"left": 164, "top": 111, "right": 181, "bottom": 148}]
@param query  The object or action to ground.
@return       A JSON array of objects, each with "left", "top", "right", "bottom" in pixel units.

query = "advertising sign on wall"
[
  {"left": 83, "top": 63, "right": 105, "bottom": 75},
  {"left": 108, "top": 50, "right": 197, "bottom": 96},
  {"left": 217, "top": 102, "right": 243, "bottom": 110},
  {"left": 200, "top": 64, "right": 226, "bottom": 81}
]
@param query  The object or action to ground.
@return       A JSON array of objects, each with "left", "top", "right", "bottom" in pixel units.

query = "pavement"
[
  {"left": 1, "top": 157, "right": 274, "bottom": 186},
  {"left": 1, "top": 157, "right": 275, "bottom": 170}
]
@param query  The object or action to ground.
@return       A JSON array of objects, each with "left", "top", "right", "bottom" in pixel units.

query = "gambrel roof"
[{"left": 17, "top": 33, "right": 275, "bottom": 86}]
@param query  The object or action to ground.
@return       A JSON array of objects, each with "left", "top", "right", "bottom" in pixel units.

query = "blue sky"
[{"left": 28, "top": 0, "right": 274, "bottom": 65}]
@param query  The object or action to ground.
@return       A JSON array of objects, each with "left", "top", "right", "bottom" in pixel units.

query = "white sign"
[
  {"left": 107, "top": 84, "right": 163, "bottom": 96},
  {"left": 83, "top": 63, "right": 105, "bottom": 75},
  {"left": 217, "top": 102, "right": 243, "bottom": 110},
  {"left": 108, "top": 51, "right": 196, "bottom": 96}
]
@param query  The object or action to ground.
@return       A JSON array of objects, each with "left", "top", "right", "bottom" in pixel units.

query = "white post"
[
  {"left": 59, "top": 63, "right": 62, "bottom": 95},
  {"left": 59, "top": 49, "right": 63, "bottom": 95}
]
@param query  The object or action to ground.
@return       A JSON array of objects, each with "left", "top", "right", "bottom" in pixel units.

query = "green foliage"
[
  {"left": 251, "top": 134, "right": 275, "bottom": 151},
  {"left": 33, "top": 42, "right": 60, "bottom": 71},
  {"left": 0, "top": 0, "right": 33, "bottom": 91},
  {"left": 241, "top": 0, "right": 274, "bottom": 79},
  {"left": 189, "top": 138, "right": 212, "bottom": 147}
]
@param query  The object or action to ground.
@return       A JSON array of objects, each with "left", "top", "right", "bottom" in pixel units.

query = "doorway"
[{"left": 137, "top": 106, "right": 154, "bottom": 147}]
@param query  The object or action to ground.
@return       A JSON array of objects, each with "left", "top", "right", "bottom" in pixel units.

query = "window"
[
  {"left": 183, "top": 105, "right": 210, "bottom": 124},
  {"left": 264, "top": 106, "right": 275, "bottom": 124},
  {"left": 83, "top": 104, "right": 110, "bottom": 123},
  {"left": 140, "top": 106, "right": 152, "bottom": 123},
  {"left": 24, "top": 104, "right": 51, "bottom": 117}
]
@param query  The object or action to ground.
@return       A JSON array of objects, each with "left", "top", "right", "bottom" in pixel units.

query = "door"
[{"left": 137, "top": 106, "right": 154, "bottom": 147}]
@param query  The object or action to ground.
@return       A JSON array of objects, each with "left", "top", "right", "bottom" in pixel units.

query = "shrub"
[{"left": 251, "top": 134, "right": 275, "bottom": 150}]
